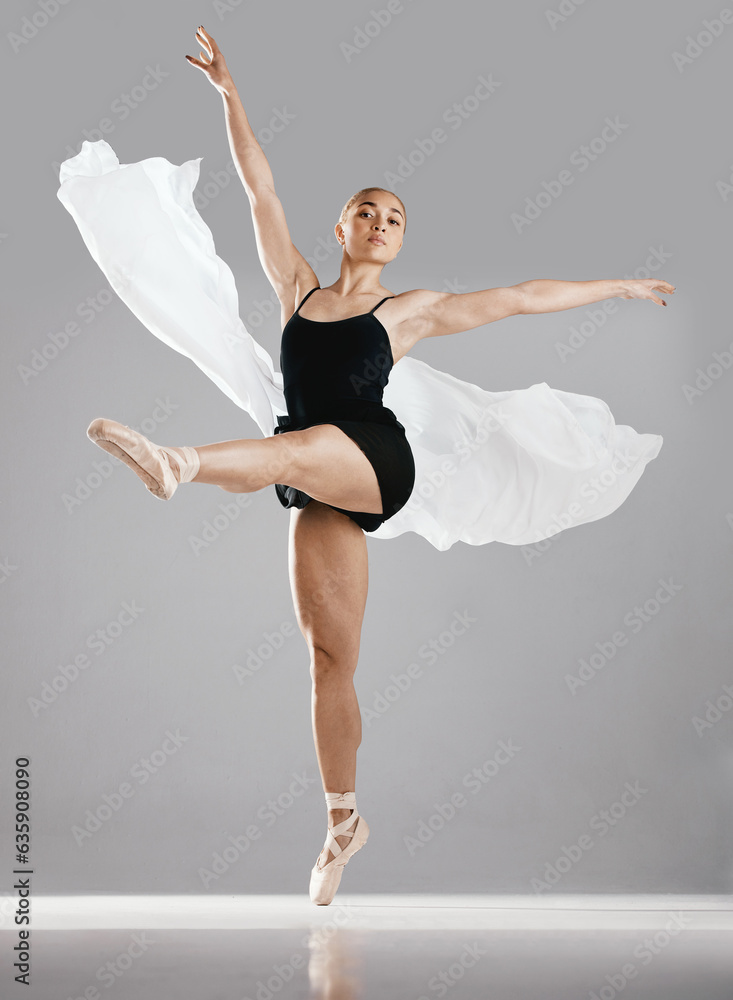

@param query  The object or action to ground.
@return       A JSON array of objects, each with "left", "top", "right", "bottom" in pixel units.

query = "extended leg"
[{"left": 87, "top": 417, "right": 383, "bottom": 513}]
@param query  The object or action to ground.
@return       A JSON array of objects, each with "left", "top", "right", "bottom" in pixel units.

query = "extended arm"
[
  {"left": 219, "top": 76, "right": 275, "bottom": 197},
  {"left": 515, "top": 277, "right": 673, "bottom": 313},
  {"left": 400, "top": 277, "right": 675, "bottom": 344},
  {"left": 186, "top": 26, "right": 315, "bottom": 298}
]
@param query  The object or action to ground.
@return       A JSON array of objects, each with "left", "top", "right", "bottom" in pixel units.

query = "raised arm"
[
  {"left": 186, "top": 26, "right": 316, "bottom": 305},
  {"left": 398, "top": 278, "right": 675, "bottom": 345}
]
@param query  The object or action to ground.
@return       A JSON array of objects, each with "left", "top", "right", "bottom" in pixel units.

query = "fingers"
[
  {"left": 196, "top": 24, "right": 218, "bottom": 52},
  {"left": 195, "top": 30, "right": 210, "bottom": 56}
]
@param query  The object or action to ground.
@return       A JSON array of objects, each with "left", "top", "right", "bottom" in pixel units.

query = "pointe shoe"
[
  {"left": 309, "top": 791, "right": 369, "bottom": 906},
  {"left": 86, "top": 418, "right": 199, "bottom": 500}
]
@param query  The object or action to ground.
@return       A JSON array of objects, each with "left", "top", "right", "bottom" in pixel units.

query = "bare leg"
[
  {"left": 170, "top": 423, "right": 383, "bottom": 514},
  {"left": 288, "top": 500, "right": 369, "bottom": 866}
]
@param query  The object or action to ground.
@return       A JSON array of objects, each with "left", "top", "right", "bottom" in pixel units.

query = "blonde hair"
[{"left": 338, "top": 187, "right": 407, "bottom": 236}]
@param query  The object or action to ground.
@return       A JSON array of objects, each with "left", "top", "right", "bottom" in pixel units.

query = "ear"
[{"left": 335, "top": 223, "right": 344, "bottom": 245}]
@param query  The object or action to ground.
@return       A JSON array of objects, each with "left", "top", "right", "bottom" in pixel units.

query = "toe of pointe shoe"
[
  {"left": 308, "top": 816, "right": 369, "bottom": 906},
  {"left": 309, "top": 863, "right": 344, "bottom": 906},
  {"left": 85, "top": 417, "right": 177, "bottom": 500}
]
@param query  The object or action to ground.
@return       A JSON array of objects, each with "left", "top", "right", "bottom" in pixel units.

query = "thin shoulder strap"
[
  {"left": 369, "top": 295, "right": 395, "bottom": 314},
  {"left": 295, "top": 286, "right": 320, "bottom": 314}
]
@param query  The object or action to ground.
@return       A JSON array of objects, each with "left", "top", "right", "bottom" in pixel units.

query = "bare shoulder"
[{"left": 388, "top": 284, "right": 521, "bottom": 346}]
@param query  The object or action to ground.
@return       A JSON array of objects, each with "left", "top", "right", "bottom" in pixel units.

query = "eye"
[{"left": 361, "top": 211, "right": 400, "bottom": 225}]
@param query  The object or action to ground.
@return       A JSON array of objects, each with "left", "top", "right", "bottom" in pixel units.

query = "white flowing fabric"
[{"left": 57, "top": 140, "right": 663, "bottom": 551}]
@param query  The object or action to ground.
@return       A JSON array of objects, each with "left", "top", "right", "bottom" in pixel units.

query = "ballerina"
[{"left": 59, "top": 26, "right": 673, "bottom": 905}]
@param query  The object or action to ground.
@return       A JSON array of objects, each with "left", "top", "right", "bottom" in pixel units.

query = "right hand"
[{"left": 185, "top": 26, "right": 234, "bottom": 94}]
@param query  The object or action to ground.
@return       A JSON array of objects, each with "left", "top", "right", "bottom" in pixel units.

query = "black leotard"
[{"left": 272, "top": 286, "right": 416, "bottom": 532}]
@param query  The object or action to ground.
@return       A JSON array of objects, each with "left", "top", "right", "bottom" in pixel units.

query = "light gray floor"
[{"left": 4, "top": 895, "right": 732, "bottom": 999}]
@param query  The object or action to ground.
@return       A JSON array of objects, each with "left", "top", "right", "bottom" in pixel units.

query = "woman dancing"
[{"left": 72, "top": 26, "right": 673, "bottom": 906}]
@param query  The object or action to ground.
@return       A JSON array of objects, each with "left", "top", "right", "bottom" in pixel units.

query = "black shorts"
[{"left": 272, "top": 413, "right": 416, "bottom": 533}]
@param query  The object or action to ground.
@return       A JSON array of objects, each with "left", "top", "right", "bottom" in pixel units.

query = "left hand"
[{"left": 618, "top": 279, "right": 676, "bottom": 306}]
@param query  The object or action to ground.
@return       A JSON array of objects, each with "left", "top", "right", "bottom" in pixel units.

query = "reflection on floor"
[{"left": 4, "top": 894, "right": 733, "bottom": 999}]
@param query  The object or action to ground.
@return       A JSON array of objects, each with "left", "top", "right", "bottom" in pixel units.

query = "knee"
[{"left": 309, "top": 644, "right": 358, "bottom": 685}]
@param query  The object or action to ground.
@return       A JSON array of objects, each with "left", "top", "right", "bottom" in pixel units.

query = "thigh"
[
  {"left": 284, "top": 424, "right": 383, "bottom": 516},
  {"left": 287, "top": 500, "right": 369, "bottom": 665}
]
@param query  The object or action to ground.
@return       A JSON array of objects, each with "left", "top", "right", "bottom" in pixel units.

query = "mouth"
[{"left": 368, "top": 237, "right": 385, "bottom": 245}]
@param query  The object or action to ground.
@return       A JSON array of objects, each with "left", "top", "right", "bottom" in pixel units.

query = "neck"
[{"left": 331, "top": 254, "right": 388, "bottom": 297}]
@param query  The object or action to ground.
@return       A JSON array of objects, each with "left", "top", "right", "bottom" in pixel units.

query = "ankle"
[
  {"left": 160, "top": 445, "right": 200, "bottom": 484},
  {"left": 328, "top": 808, "right": 353, "bottom": 827}
]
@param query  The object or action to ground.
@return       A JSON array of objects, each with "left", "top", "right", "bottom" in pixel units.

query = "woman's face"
[{"left": 337, "top": 192, "right": 404, "bottom": 260}]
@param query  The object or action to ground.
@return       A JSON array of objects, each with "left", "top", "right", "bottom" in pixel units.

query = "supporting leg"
[{"left": 288, "top": 501, "right": 370, "bottom": 870}]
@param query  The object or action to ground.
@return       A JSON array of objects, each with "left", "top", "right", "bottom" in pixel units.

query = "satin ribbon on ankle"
[{"left": 160, "top": 445, "right": 200, "bottom": 484}]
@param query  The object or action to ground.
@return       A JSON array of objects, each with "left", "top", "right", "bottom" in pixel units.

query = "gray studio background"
[{"left": 1, "top": 0, "right": 731, "bottom": 898}]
